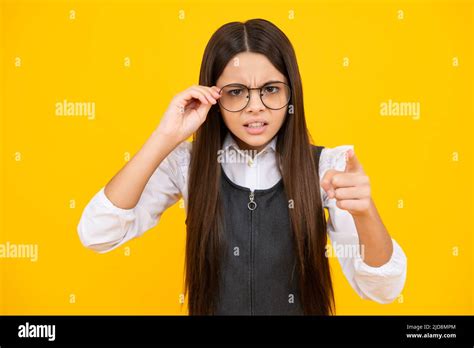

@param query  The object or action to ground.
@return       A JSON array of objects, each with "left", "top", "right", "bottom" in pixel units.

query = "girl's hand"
[
  {"left": 320, "top": 149, "right": 372, "bottom": 216},
  {"left": 155, "top": 85, "right": 221, "bottom": 143}
]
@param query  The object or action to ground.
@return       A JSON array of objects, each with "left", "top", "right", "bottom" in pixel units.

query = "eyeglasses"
[{"left": 217, "top": 81, "right": 291, "bottom": 112}]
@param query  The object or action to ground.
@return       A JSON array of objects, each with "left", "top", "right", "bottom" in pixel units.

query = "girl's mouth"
[{"left": 243, "top": 121, "right": 268, "bottom": 135}]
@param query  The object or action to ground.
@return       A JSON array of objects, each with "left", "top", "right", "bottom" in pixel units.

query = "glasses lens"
[
  {"left": 261, "top": 82, "right": 291, "bottom": 110},
  {"left": 219, "top": 85, "right": 250, "bottom": 112}
]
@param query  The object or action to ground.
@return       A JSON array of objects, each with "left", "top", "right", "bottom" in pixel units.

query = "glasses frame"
[{"left": 217, "top": 81, "right": 292, "bottom": 112}]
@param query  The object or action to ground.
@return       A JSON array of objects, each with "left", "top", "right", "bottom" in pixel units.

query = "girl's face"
[{"left": 216, "top": 52, "right": 289, "bottom": 152}]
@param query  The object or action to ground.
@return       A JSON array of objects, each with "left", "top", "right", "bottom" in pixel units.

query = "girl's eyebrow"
[
  {"left": 260, "top": 80, "right": 286, "bottom": 86},
  {"left": 221, "top": 80, "right": 286, "bottom": 88}
]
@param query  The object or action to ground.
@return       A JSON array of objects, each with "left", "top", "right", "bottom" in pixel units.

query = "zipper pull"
[{"left": 248, "top": 190, "right": 257, "bottom": 210}]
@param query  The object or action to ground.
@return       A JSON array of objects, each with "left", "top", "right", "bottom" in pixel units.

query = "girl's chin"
[{"left": 236, "top": 134, "right": 272, "bottom": 151}]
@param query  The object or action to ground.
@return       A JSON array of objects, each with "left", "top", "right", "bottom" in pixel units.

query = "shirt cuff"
[{"left": 353, "top": 238, "right": 407, "bottom": 277}]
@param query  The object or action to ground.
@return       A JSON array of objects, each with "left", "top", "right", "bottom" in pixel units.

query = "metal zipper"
[
  {"left": 248, "top": 190, "right": 257, "bottom": 210},
  {"left": 248, "top": 189, "right": 256, "bottom": 315}
]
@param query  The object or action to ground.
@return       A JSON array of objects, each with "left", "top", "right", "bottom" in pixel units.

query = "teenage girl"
[{"left": 78, "top": 18, "right": 407, "bottom": 315}]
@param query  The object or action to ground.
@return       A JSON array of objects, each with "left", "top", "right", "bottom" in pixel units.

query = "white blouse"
[{"left": 77, "top": 133, "right": 407, "bottom": 304}]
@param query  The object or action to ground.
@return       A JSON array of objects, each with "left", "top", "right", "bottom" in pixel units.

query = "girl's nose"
[{"left": 245, "top": 89, "right": 266, "bottom": 113}]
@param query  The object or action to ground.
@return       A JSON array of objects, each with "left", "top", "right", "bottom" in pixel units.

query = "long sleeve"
[
  {"left": 77, "top": 141, "right": 191, "bottom": 253},
  {"left": 320, "top": 145, "right": 408, "bottom": 304}
]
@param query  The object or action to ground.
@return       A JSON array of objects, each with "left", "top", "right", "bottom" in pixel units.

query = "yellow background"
[{"left": 0, "top": 0, "right": 472, "bottom": 315}]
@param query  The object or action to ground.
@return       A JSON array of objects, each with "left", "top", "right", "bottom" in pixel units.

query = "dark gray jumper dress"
[{"left": 215, "top": 145, "right": 324, "bottom": 315}]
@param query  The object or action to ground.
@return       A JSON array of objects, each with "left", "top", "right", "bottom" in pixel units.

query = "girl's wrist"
[
  {"left": 351, "top": 197, "right": 377, "bottom": 219},
  {"left": 151, "top": 129, "right": 183, "bottom": 149}
]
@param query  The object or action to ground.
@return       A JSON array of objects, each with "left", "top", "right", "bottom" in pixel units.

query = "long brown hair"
[{"left": 185, "top": 18, "right": 334, "bottom": 315}]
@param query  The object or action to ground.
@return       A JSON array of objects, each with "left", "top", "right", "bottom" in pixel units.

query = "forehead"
[{"left": 216, "top": 52, "right": 287, "bottom": 87}]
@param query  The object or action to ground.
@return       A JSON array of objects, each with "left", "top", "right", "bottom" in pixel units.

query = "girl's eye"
[
  {"left": 263, "top": 86, "right": 279, "bottom": 94},
  {"left": 227, "top": 89, "right": 244, "bottom": 97}
]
